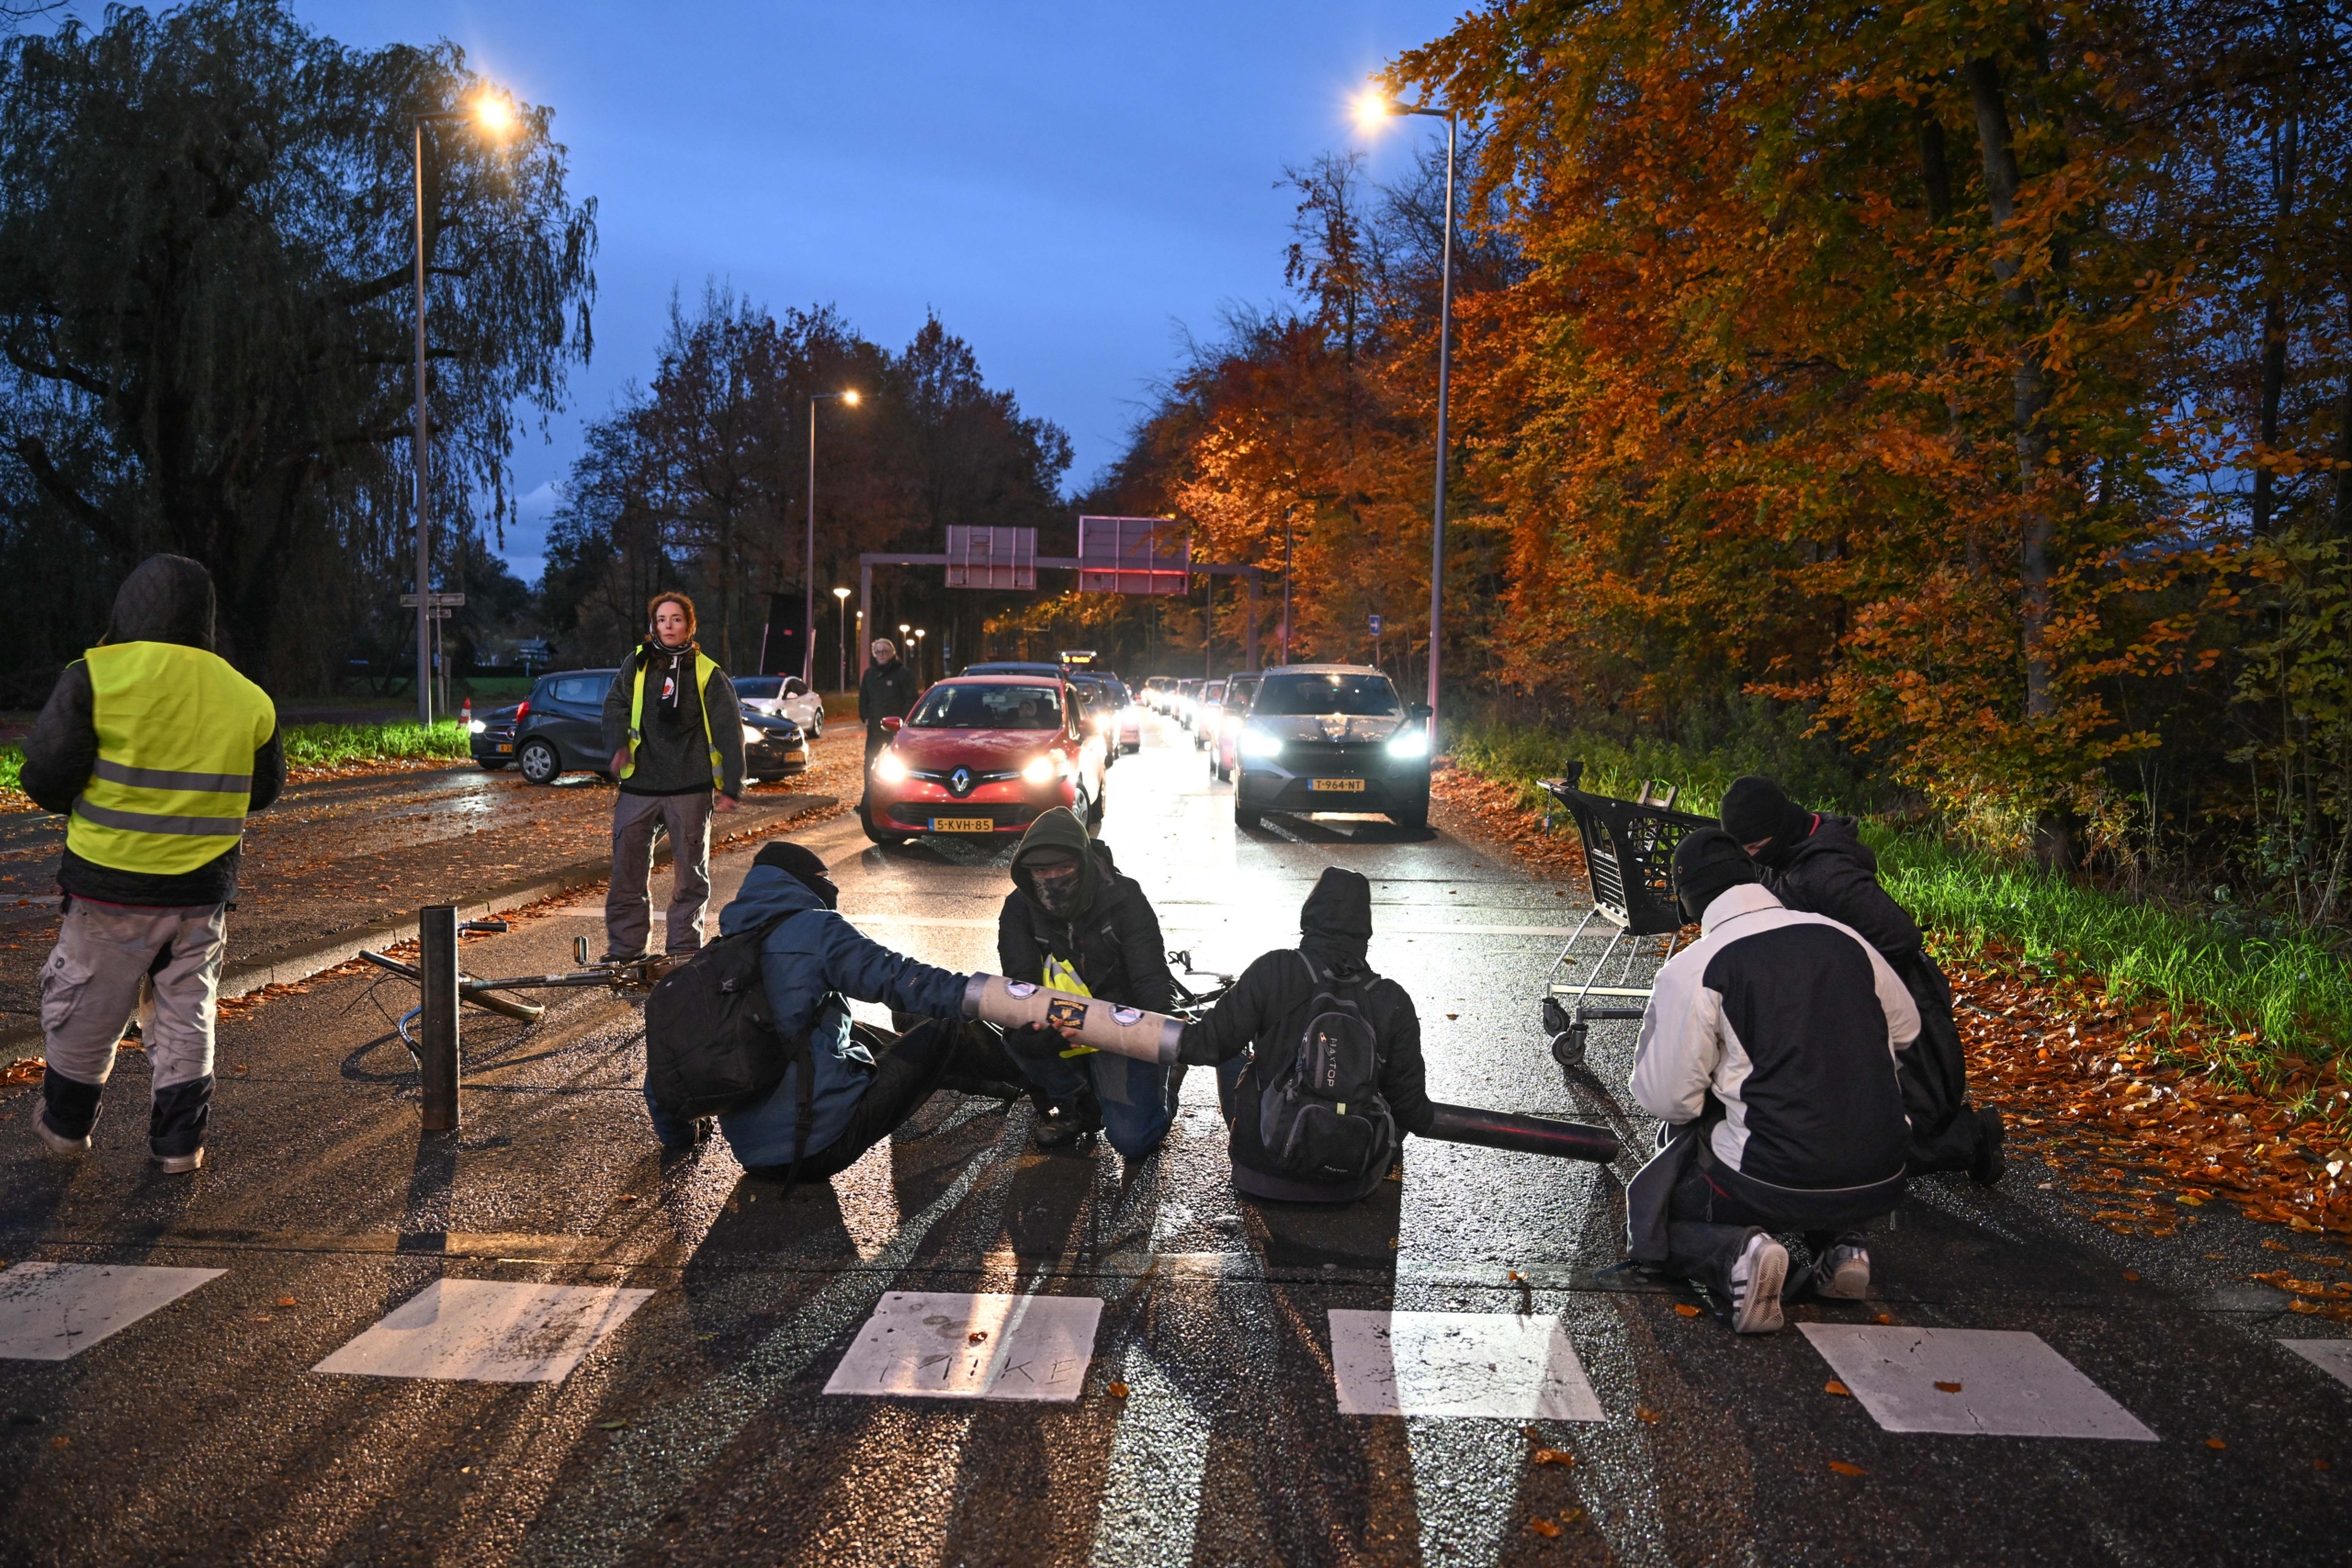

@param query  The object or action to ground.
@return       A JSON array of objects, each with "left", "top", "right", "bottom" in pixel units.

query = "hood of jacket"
[
  {"left": 106, "top": 555, "right": 216, "bottom": 650},
  {"left": 1780, "top": 813, "right": 1872, "bottom": 877},
  {"left": 1011, "top": 806, "right": 1099, "bottom": 917},
  {"left": 1299, "top": 866, "right": 1373, "bottom": 973},
  {"left": 718, "top": 863, "right": 827, "bottom": 937}
]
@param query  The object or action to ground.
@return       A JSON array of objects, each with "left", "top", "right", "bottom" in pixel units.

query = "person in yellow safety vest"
[
  {"left": 18, "top": 556, "right": 284, "bottom": 1174},
  {"left": 597, "top": 591, "right": 746, "bottom": 963}
]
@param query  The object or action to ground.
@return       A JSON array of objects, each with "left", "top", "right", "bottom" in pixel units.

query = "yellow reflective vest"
[
  {"left": 66, "top": 642, "right": 277, "bottom": 876},
  {"left": 621, "top": 649, "right": 725, "bottom": 785}
]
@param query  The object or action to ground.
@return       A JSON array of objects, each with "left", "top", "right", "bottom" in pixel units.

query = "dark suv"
[{"left": 1229, "top": 664, "right": 1433, "bottom": 830}]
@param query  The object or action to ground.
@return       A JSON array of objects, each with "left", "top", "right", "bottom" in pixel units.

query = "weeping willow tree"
[{"left": 0, "top": 0, "right": 595, "bottom": 681}]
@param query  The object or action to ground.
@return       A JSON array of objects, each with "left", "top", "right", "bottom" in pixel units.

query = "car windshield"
[
  {"left": 733, "top": 677, "right": 782, "bottom": 699},
  {"left": 906, "top": 683, "right": 1064, "bottom": 730},
  {"left": 1226, "top": 678, "right": 1260, "bottom": 708},
  {"left": 1255, "top": 672, "right": 1403, "bottom": 716},
  {"left": 1203, "top": 682, "right": 1226, "bottom": 702}
]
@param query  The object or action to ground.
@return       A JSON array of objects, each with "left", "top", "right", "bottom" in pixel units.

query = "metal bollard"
[{"left": 418, "top": 904, "right": 460, "bottom": 1130}]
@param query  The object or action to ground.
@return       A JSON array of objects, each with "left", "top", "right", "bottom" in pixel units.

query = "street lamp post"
[
  {"left": 912, "top": 628, "right": 927, "bottom": 682},
  {"left": 1357, "top": 90, "right": 1455, "bottom": 743},
  {"left": 832, "top": 586, "right": 851, "bottom": 691},
  {"left": 410, "top": 94, "right": 514, "bottom": 727},
  {"left": 804, "top": 390, "right": 861, "bottom": 687}
]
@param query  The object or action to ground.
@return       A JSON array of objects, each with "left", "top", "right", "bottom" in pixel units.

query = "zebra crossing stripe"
[
  {"left": 2281, "top": 1339, "right": 2352, "bottom": 1391},
  {"left": 0, "top": 1262, "right": 224, "bottom": 1361},
  {"left": 824, "top": 1291, "right": 1102, "bottom": 1401},
  {"left": 1800, "top": 1325, "right": 2156, "bottom": 1439},
  {"left": 311, "top": 1280, "right": 651, "bottom": 1383},
  {"left": 1327, "top": 1310, "right": 1605, "bottom": 1420}
]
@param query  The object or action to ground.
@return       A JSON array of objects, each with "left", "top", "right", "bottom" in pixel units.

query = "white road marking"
[
  {"left": 311, "top": 1279, "right": 651, "bottom": 1383},
  {"left": 1327, "top": 1309, "right": 1605, "bottom": 1420},
  {"left": 0, "top": 1262, "right": 223, "bottom": 1360},
  {"left": 823, "top": 1290, "right": 1102, "bottom": 1402},
  {"left": 2281, "top": 1338, "right": 2352, "bottom": 1390},
  {"left": 1799, "top": 1325, "right": 2157, "bottom": 1439}
]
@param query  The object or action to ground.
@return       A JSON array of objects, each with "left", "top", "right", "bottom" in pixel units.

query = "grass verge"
[
  {"left": 1447, "top": 719, "right": 2352, "bottom": 1070},
  {"left": 282, "top": 719, "right": 470, "bottom": 771}
]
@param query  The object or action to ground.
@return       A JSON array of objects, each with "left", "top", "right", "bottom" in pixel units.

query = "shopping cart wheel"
[{"left": 1549, "top": 1022, "right": 1589, "bottom": 1075}]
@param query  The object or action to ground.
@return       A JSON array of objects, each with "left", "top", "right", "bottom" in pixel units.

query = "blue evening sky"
[{"left": 280, "top": 2, "right": 1466, "bottom": 581}]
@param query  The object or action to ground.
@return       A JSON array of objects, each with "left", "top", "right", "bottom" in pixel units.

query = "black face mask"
[{"left": 1030, "top": 861, "right": 1082, "bottom": 916}]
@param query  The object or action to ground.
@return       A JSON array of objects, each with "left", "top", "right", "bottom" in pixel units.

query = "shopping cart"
[{"left": 1535, "top": 771, "right": 1713, "bottom": 1079}]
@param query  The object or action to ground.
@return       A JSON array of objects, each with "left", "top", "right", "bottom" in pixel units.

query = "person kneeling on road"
[
  {"left": 1176, "top": 867, "right": 1435, "bottom": 1202},
  {"left": 645, "top": 841, "right": 987, "bottom": 1181},
  {"left": 1719, "top": 774, "right": 2004, "bottom": 1184},
  {"left": 998, "top": 807, "right": 1180, "bottom": 1156},
  {"left": 1626, "top": 830, "right": 1920, "bottom": 1333}
]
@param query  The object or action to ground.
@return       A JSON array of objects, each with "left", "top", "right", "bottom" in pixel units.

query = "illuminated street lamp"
[
  {"left": 410, "top": 91, "right": 514, "bottom": 726},
  {"left": 1355, "top": 86, "right": 1454, "bottom": 745},
  {"left": 832, "top": 586, "right": 852, "bottom": 691},
  {"left": 911, "top": 627, "right": 927, "bottom": 681},
  {"left": 805, "top": 389, "right": 862, "bottom": 686}
]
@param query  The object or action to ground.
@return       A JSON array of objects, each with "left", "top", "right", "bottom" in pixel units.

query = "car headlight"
[
  {"left": 741, "top": 724, "right": 766, "bottom": 746},
  {"left": 873, "top": 751, "right": 909, "bottom": 783},
  {"left": 469, "top": 720, "right": 487, "bottom": 734},
  {"left": 1021, "top": 754, "right": 1057, "bottom": 784},
  {"left": 1385, "top": 728, "right": 1430, "bottom": 760},
  {"left": 1239, "top": 728, "right": 1283, "bottom": 760}
]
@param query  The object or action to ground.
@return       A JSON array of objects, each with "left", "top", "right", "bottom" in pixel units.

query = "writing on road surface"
[
  {"left": 312, "top": 1279, "right": 653, "bottom": 1384},
  {"left": 825, "top": 1291, "right": 1103, "bottom": 1402}
]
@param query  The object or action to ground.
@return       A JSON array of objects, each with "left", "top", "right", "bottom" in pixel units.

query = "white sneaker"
[
  {"left": 31, "top": 1099, "right": 89, "bottom": 1156},
  {"left": 1814, "top": 1243, "right": 1871, "bottom": 1300},
  {"left": 1728, "top": 1231, "right": 1788, "bottom": 1334},
  {"left": 154, "top": 1147, "right": 203, "bottom": 1174}
]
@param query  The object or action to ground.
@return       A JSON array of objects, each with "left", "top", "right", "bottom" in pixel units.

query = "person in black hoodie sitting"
[
  {"left": 1177, "top": 867, "right": 1436, "bottom": 1203},
  {"left": 998, "top": 806, "right": 1180, "bottom": 1157},
  {"left": 1719, "top": 776, "right": 2004, "bottom": 1184}
]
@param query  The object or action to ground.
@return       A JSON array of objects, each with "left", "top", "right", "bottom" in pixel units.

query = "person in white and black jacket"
[{"left": 1626, "top": 829, "right": 1920, "bottom": 1334}]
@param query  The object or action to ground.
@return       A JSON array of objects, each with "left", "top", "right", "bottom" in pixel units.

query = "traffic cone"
[{"left": 460, "top": 698, "right": 471, "bottom": 728}]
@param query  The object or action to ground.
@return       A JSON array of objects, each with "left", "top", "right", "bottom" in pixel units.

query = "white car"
[{"left": 734, "top": 675, "right": 825, "bottom": 739}]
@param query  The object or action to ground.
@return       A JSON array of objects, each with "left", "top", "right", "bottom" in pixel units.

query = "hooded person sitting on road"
[
  {"left": 645, "top": 840, "right": 996, "bottom": 1180},
  {"left": 1720, "top": 774, "right": 2003, "bottom": 1185},
  {"left": 997, "top": 807, "right": 1180, "bottom": 1156},
  {"left": 1624, "top": 829, "right": 1920, "bottom": 1333},
  {"left": 1176, "top": 867, "right": 1436, "bottom": 1203}
]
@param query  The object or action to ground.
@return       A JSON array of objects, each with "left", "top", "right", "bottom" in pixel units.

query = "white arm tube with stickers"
[{"left": 961, "top": 975, "right": 1183, "bottom": 1066}]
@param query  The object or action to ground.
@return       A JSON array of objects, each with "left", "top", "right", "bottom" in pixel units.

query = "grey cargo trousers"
[{"left": 605, "top": 788, "right": 714, "bottom": 959}]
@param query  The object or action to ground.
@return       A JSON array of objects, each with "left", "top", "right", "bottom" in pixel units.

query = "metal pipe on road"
[{"left": 1422, "top": 1101, "right": 1619, "bottom": 1163}]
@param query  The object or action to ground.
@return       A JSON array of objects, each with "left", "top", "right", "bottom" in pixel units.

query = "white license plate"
[
  {"left": 930, "top": 817, "right": 995, "bottom": 833},
  {"left": 1309, "top": 777, "right": 1366, "bottom": 793}
]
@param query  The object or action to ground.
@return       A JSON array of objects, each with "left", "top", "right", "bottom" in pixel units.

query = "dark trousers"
[
  {"left": 1663, "top": 1157, "right": 1879, "bottom": 1300},
  {"left": 746, "top": 1018, "right": 995, "bottom": 1184},
  {"left": 860, "top": 725, "right": 889, "bottom": 806}
]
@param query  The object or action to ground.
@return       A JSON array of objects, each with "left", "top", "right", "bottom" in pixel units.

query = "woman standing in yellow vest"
[
  {"left": 597, "top": 592, "right": 746, "bottom": 962},
  {"left": 18, "top": 556, "right": 283, "bottom": 1173}
]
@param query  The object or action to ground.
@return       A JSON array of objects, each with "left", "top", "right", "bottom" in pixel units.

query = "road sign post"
[{"left": 417, "top": 905, "right": 460, "bottom": 1131}]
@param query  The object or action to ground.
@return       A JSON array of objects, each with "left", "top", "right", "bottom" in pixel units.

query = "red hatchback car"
[{"left": 862, "top": 674, "right": 1108, "bottom": 846}]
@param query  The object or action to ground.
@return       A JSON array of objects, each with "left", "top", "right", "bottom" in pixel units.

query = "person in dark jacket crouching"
[
  {"left": 1627, "top": 830, "right": 1920, "bottom": 1333},
  {"left": 645, "top": 841, "right": 989, "bottom": 1180},
  {"left": 1720, "top": 775, "right": 2004, "bottom": 1184},
  {"left": 1177, "top": 867, "right": 1435, "bottom": 1203},
  {"left": 998, "top": 807, "right": 1180, "bottom": 1156}
]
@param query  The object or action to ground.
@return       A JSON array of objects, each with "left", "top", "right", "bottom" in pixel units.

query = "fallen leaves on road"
[
  {"left": 1824, "top": 1381, "right": 1852, "bottom": 1397},
  {"left": 1107, "top": 1382, "right": 1129, "bottom": 1398},
  {"left": 1526, "top": 1517, "right": 1562, "bottom": 1538},
  {"left": 597, "top": 1419, "right": 629, "bottom": 1431},
  {"left": 1, "top": 1057, "right": 42, "bottom": 1089},
  {"left": 1532, "top": 1448, "right": 1574, "bottom": 1466},
  {"left": 1429, "top": 767, "right": 1589, "bottom": 883},
  {"left": 1673, "top": 1303, "right": 1701, "bottom": 1317},
  {"left": 276, "top": 1296, "right": 296, "bottom": 1308},
  {"left": 1871, "top": 1313, "right": 1894, "bottom": 1325},
  {"left": 967, "top": 1330, "right": 988, "bottom": 1344},
  {"left": 1634, "top": 1406, "right": 1661, "bottom": 1424},
  {"left": 1934, "top": 1381, "right": 1963, "bottom": 1393},
  {"left": 1828, "top": 1461, "right": 1867, "bottom": 1476},
  {"left": 2206, "top": 1438, "right": 2228, "bottom": 1450}
]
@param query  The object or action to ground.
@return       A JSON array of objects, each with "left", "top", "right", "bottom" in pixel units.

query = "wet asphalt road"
[{"left": 0, "top": 715, "right": 2346, "bottom": 1566}]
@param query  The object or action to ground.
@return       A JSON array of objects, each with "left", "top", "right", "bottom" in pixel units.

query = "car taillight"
[{"left": 514, "top": 700, "right": 529, "bottom": 721}]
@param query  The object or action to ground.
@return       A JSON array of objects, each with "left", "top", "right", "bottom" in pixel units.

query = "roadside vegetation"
[
  {"left": 1448, "top": 718, "right": 2352, "bottom": 1077},
  {"left": 282, "top": 720, "right": 470, "bottom": 772}
]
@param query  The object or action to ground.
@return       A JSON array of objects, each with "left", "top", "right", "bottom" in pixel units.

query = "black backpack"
[
  {"left": 1255, "top": 954, "right": 1397, "bottom": 1185},
  {"left": 643, "top": 917, "right": 828, "bottom": 1179}
]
